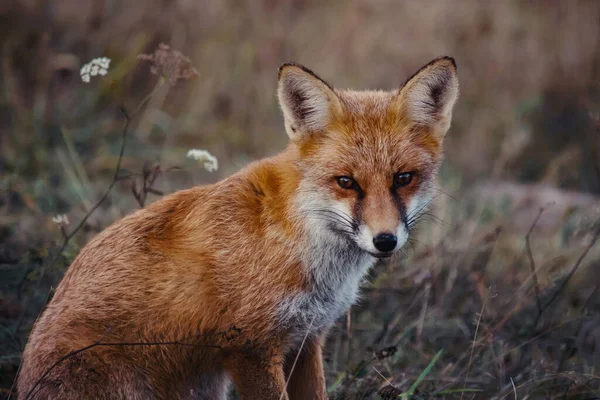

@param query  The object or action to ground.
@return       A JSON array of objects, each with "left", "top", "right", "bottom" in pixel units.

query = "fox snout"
[
  {"left": 352, "top": 186, "right": 411, "bottom": 258},
  {"left": 357, "top": 222, "right": 408, "bottom": 258}
]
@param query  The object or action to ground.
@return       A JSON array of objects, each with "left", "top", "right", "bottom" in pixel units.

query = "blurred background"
[{"left": 1, "top": 0, "right": 600, "bottom": 398}]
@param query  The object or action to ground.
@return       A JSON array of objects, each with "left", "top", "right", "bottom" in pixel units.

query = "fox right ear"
[
  {"left": 277, "top": 63, "right": 342, "bottom": 141},
  {"left": 397, "top": 57, "right": 459, "bottom": 138}
]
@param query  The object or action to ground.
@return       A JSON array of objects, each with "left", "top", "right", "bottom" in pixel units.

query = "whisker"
[
  {"left": 406, "top": 197, "right": 437, "bottom": 226},
  {"left": 306, "top": 214, "right": 357, "bottom": 234},
  {"left": 314, "top": 209, "right": 356, "bottom": 227},
  {"left": 413, "top": 212, "right": 452, "bottom": 228},
  {"left": 304, "top": 208, "right": 359, "bottom": 232},
  {"left": 429, "top": 187, "right": 461, "bottom": 203},
  {"left": 421, "top": 183, "right": 461, "bottom": 203},
  {"left": 309, "top": 211, "right": 355, "bottom": 226}
]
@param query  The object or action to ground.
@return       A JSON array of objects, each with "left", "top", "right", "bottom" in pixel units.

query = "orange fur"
[{"left": 18, "top": 57, "right": 458, "bottom": 399}]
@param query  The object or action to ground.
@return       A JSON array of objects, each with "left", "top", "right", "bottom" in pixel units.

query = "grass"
[
  {"left": 405, "top": 349, "right": 444, "bottom": 396},
  {"left": 1, "top": 0, "right": 600, "bottom": 399}
]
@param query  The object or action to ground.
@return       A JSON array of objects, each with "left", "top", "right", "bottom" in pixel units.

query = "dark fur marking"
[
  {"left": 353, "top": 189, "right": 365, "bottom": 233},
  {"left": 429, "top": 84, "right": 444, "bottom": 108},
  {"left": 399, "top": 56, "right": 456, "bottom": 92},
  {"left": 251, "top": 183, "right": 265, "bottom": 197},
  {"left": 421, "top": 98, "right": 438, "bottom": 111},
  {"left": 390, "top": 189, "right": 408, "bottom": 226},
  {"left": 288, "top": 88, "right": 312, "bottom": 123},
  {"left": 278, "top": 62, "right": 335, "bottom": 92}
]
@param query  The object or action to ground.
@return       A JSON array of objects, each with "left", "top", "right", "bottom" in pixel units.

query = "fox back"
[{"left": 18, "top": 57, "right": 459, "bottom": 400}]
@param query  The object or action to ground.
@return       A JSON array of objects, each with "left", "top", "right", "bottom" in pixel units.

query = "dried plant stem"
[
  {"left": 281, "top": 316, "right": 315, "bottom": 400},
  {"left": 9, "top": 80, "right": 164, "bottom": 400},
  {"left": 416, "top": 282, "right": 431, "bottom": 347},
  {"left": 24, "top": 326, "right": 229, "bottom": 400},
  {"left": 525, "top": 207, "right": 545, "bottom": 316},
  {"left": 12, "top": 104, "right": 132, "bottom": 338},
  {"left": 460, "top": 298, "right": 486, "bottom": 400},
  {"left": 534, "top": 228, "right": 599, "bottom": 329},
  {"left": 510, "top": 377, "right": 518, "bottom": 399}
]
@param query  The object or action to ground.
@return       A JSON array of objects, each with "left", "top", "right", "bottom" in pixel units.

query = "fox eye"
[
  {"left": 336, "top": 176, "right": 358, "bottom": 190},
  {"left": 394, "top": 172, "right": 414, "bottom": 188}
]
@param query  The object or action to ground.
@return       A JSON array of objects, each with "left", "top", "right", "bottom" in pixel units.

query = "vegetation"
[{"left": 1, "top": 1, "right": 599, "bottom": 398}]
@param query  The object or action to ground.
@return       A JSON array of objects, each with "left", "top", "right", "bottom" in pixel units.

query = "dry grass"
[{"left": 1, "top": 0, "right": 600, "bottom": 398}]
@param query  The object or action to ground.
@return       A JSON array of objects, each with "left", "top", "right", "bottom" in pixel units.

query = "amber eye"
[
  {"left": 337, "top": 176, "right": 358, "bottom": 190},
  {"left": 394, "top": 172, "right": 414, "bottom": 188}
]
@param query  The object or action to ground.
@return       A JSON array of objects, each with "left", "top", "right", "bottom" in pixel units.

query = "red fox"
[{"left": 18, "top": 57, "right": 459, "bottom": 400}]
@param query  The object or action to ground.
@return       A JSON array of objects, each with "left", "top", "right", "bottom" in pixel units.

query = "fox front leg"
[
  {"left": 284, "top": 337, "right": 328, "bottom": 400},
  {"left": 225, "top": 351, "right": 288, "bottom": 400}
]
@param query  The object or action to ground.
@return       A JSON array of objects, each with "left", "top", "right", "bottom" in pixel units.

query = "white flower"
[
  {"left": 186, "top": 149, "right": 218, "bottom": 172},
  {"left": 52, "top": 214, "right": 70, "bottom": 228},
  {"left": 80, "top": 57, "right": 111, "bottom": 83}
]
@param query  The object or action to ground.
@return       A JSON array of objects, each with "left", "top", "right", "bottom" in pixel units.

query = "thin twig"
[
  {"left": 582, "top": 281, "right": 600, "bottom": 312},
  {"left": 25, "top": 327, "right": 113, "bottom": 400},
  {"left": 525, "top": 206, "right": 546, "bottom": 316},
  {"left": 534, "top": 228, "right": 599, "bottom": 329},
  {"left": 281, "top": 316, "right": 315, "bottom": 400},
  {"left": 372, "top": 365, "right": 395, "bottom": 387},
  {"left": 380, "top": 287, "right": 421, "bottom": 345},
  {"left": 64, "top": 104, "right": 133, "bottom": 241},
  {"left": 9, "top": 80, "right": 164, "bottom": 400},
  {"left": 126, "top": 163, "right": 171, "bottom": 208},
  {"left": 24, "top": 326, "right": 228, "bottom": 400},
  {"left": 12, "top": 106, "right": 132, "bottom": 337},
  {"left": 496, "top": 378, "right": 536, "bottom": 400},
  {"left": 13, "top": 79, "right": 164, "bottom": 338},
  {"left": 510, "top": 377, "right": 518, "bottom": 400},
  {"left": 416, "top": 281, "right": 431, "bottom": 348},
  {"left": 460, "top": 298, "right": 486, "bottom": 400}
]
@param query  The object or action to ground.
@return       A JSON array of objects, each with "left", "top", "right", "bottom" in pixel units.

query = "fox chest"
[{"left": 277, "top": 251, "right": 375, "bottom": 334}]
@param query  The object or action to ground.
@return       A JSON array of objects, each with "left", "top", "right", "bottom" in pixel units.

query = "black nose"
[{"left": 373, "top": 233, "right": 397, "bottom": 252}]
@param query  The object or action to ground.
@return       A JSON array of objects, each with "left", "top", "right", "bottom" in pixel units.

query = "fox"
[{"left": 17, "top": 56, "right": 459, "bottom": 400}]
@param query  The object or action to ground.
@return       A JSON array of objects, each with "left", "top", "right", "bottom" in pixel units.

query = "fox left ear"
[
  {"left": 277, "top": 63, "right": 342, "bottom": 141},
  {"left": 397, "top": 57, "right": 459, "bottom": 138}
]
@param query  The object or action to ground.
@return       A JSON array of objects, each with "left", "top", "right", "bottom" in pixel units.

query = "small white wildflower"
[
  {"left": 186, "top": 149, "right": 218, "bottom": 172},
  {"left": 98, "top": 57, "right": 111, "bottom": 69},
  {"left": 52, "top": 214, "right": 70, "bottom": 228},
  {"left": 80, "top": 57, "right": 111, "bottom": 83}
]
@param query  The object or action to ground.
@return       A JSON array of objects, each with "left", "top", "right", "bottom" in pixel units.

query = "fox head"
[{"left": 277, "top": 57, "right": 458, "bottom": 259}]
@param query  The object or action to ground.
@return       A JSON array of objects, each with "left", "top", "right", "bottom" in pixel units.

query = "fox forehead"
[
  {"left": 335, "top": 89, "right": 400, "bottom": 120},
  {"left": 298, "top": 89, "right": 441, "bottom": 181}
]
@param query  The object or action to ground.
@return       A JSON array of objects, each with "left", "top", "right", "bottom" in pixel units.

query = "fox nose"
[{"left": 373, "top": 233, "right": 397, "bottom": 252}]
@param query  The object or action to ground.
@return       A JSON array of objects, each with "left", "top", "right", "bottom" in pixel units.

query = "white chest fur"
[{"left": 277, "top": 227, "right": 376, "bottom": 335}]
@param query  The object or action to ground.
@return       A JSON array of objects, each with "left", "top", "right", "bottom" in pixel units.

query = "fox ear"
[
  {"left": 277, "top": 63, "right": 342, "bottom": 140},
  {"left": 398, "top": 57, "right": 459, "bottom": 138}
]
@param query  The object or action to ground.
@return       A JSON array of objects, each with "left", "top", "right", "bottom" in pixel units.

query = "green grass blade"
[
  {"left": 327, "top": 372, "right": 346, "bottom": 393},
  {"left": 406, "top": 349, "right": 443, "bottom": 395}
]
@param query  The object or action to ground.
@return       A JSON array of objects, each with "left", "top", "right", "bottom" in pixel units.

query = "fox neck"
[
  {"left": 262, "top": 148, "right": 375, "bottom": 332},
  {"left": 262, "top": 145, "right": 376, "bottom": 300}
]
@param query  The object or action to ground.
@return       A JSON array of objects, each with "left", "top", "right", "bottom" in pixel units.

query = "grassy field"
[{"left": 1, "top": 0, "right": 600, "bottom": 398}]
